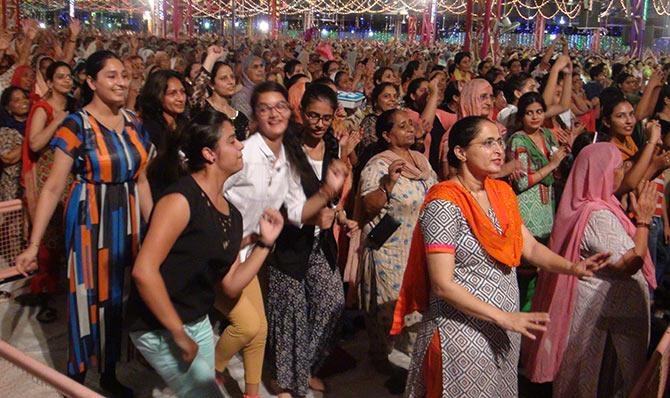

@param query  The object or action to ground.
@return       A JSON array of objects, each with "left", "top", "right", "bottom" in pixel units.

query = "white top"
[
  {"left": 496, "top": 104, "right": 518, "bottom": 131},
  {"left": 224, "top": 132, "right": 306, "bottom": 241}
]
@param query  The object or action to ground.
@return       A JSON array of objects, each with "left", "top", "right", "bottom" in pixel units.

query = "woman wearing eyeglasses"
[
  {"left": 393, "top": 116, "right": 608, "bottom": 398},
  {"left": 354, "top": 108, "right": 437, "bottom": 382},
  {"left": 20, "top": 61, "right": 76, "bottom": 321},
  {"left": 507, "top": 92, "right": 569, "bottom": 311},
  {"left": 264, "top": 83, "right": 358, "bottom": 397},
  {"left": 217, "top": 81, "right": 347, "bottom": 398}
]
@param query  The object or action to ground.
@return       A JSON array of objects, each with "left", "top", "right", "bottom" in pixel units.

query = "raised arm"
[{"left": 61, "top": 19, "right": 81, "bottom": 65}]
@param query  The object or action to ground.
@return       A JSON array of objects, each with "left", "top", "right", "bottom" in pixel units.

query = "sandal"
[{"left": 36, "top": 306, "right": 58, "bottom": 323}]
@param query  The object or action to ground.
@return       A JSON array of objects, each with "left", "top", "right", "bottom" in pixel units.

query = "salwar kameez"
[
  {"left": 554, "top": 210, "right": 649, "bottom": 397},
  {"left": 406, "top": 201, "right": 519, "bottom": 398}
]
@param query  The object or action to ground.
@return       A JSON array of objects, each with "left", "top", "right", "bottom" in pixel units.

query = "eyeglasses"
[
  {"left": 304, "top": 111, "right": 334, "bottom": 123},
  {"left": 469, "top": 137, "right": 506, "bottom": 150},
  {"left": 256, "top": 101, "right": 290, "bottom": 117},
  {"left": 54, "top": 74, "right": 74, "bottom": 80}
]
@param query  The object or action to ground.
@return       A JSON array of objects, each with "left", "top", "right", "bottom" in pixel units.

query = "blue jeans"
[
  {"left": 130, "top": 316, "right": 222, "bottom": 398},
  {"left": 649, "top": 216, "right": 670, "bottom": 287}
]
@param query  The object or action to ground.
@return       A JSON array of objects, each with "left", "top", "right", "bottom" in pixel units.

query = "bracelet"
[
  {"left": 28, "top": 241, "right": 40, "bottom": 248},
  {"left": 255, "top": 239, "right": 275, "bottom": 252},
  {"left": 636, "top": 222, "right": 651, "bottom": 229},
  {"left": 379, "top": 184, "right": 390, "bottom": 202}
]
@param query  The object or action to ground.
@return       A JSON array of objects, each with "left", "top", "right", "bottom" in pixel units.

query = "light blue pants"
[{"left": 130, "top": 316, "right": 223, "bottom": 398}]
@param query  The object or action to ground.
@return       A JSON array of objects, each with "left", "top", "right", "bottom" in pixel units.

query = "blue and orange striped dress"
[{"left": 51, "top": 109, "right": 151, "bottom": 376}]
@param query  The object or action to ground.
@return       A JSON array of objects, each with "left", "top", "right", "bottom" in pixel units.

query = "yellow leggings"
[{"left": 214, "top": 276, "right": 267, "bottom": 384}]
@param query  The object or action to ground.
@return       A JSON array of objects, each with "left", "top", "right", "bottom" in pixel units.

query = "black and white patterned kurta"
[{"left": 406, "top": 200, "right": 520, "bottom": 398}]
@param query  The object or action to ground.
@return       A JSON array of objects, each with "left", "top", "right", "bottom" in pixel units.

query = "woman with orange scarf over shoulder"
[
  {"left": 523, "top": 143, "right": 657, "bottom": 397},
  {"left": 393, "top": 116, "right": 609, "bottom": 398}
]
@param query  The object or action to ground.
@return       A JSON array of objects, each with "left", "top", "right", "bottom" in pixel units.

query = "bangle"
[
  {"left": 636, "top": 222, "right": 651, "bottom": 229},
  {"left": 255, "top": 239, "right": 275, "bottom": 252},
  {"left": 379, "top": 184, "right": 390, "bottom": 202},
  {"left": 28, "top": 241, "right": 40, "bottom": 248}
]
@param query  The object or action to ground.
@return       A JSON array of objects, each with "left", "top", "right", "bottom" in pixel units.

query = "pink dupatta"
[{"left": 522, "top": 142, "right": 656, "bottom": 383}]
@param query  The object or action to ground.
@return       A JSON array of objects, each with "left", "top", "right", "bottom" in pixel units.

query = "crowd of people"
[{"left": 1, "top": 16, "right": 670, "bottom": 397}]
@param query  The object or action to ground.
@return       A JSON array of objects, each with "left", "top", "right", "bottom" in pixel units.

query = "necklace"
[{"left": 456, "top": 174, "right": 483, "bottom": 196}]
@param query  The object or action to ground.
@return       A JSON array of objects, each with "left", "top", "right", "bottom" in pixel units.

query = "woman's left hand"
[
  {"left": 340, "top": 217, "right": 360, "bottom": 236},
  {"left": 258, "top": 208, "right": 284, "bottom": 247},
  {"left": 571, "top": 252, "right": 611, "bottom": 278},
  {"left": 324, "top": 160, "right": 349, "bottom": 196}
]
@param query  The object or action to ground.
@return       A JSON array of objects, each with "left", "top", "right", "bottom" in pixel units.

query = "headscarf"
[
  {"left": 391, "top": 178, "right": 523, "bottom": 335},
  {"left": 458, "top": 78, "right": 494, "bottom": 119},
  {"left": 438, "top": 79, "right": 507, "bottom": 163},
  {"left": 11, "top": 66, "right": 34, "bottom": 91},
  {"left": 139, "top": 48, "right": 155, "bottom": 63},
  {"left": 522, "top": 142, "right": 655, "bottom": 383}
]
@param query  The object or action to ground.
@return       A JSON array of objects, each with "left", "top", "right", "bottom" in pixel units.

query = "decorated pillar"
[
  {"left": 533, "top": 16, "right": 545, "bottom": 51},
  {"left": 407, "top": 15, "right": 417, "bottom": 43},
  {"left": 270, "top": 0, "right": 278, "bottom": 39},
  {"left": 492, "top": 0, "right": 503, "bottom": 62},
  {"left": 479, "top": 0, "right": 494, "bottom": 59},
  {"left": 14, "top": 0, "right": 19, "bottom": 31},
  {"left": 463, "top": 0, "right": 473, "bottom": 51},
  {"left": 421, "top": 0, "right": 433, "bottom": 45},
  {"left": 173, "top": 0, "right": 180, "bottom": 41},
  {"left": 161, "top": 0, "right": 167, "bottom": 37},
  {"left": 2, "top": 0, "right": 7, "bottom": 30},
  {"left": 188, "top": 0, "right": 193, "bottom": 41},
  {"left": 629, "top": 0, "right": 644, "bottom": 57},
  {"left": 591, "top": 27, "right": 601, "bottom": 53}
]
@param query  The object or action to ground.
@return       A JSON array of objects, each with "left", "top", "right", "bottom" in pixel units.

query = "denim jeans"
[
  {"left": 130, "top": 315, "right": 222, "bottom": 398},
  {"left": 649, "top": 216, "right": 670, "bottom": 287}
]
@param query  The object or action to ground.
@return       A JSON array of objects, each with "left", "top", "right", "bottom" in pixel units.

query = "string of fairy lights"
[{"left": 18, "top": 0, "right": 670, "bottom": 22}]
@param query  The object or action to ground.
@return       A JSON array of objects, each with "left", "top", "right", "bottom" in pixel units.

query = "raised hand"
[
  {"left": 630, "top": 179, "right": 657, "bottom": 224},
  {"left": 68, "top": 18, "right": 82, "bottom": 38},
  {"left": 388, "top": 159, "right": 405, "bottom": 183},
  {"left": 258, "top": 208, "right": 284, "bottom": 246},
  {"left": 340, "top": 128, "right": 363, "bottom": 158},
  {"left": 324, "top": 159, "right": 348, "bottom": 195}
]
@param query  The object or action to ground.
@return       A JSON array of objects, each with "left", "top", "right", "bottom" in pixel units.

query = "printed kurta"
[
  {"left": 508, "top": 129, "right": 558, "bottom": 240},
  {"left": 554, "top": 210, "right": 649, "bottom": 397},
  {"left": 51, "top": 109, "right": 151, "bottom": 375},
  {"left": 407, "top": 200, "right": 520, "bottom": 398},
  {"left": 359, "top": 157, "right": 437, "bottom": 359}
]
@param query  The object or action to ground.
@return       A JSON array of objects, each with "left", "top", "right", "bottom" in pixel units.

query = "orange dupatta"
[{"left": 390, "top": 178, "right": 523, "bottom": 335}]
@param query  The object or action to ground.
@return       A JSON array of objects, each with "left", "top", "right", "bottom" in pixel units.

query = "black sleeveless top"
[{"left": 127, "top": 175, "right": 243, "bottom": 332}]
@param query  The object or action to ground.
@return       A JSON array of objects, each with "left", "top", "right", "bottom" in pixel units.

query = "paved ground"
[{"left": 0, "top": 278, "right": 395, "bottom": 398}]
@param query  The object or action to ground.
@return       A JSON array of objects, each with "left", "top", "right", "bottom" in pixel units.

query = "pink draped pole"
[
  {"left": 162, "top": 0, "right": 167, "bottom": 37},
  {"left": 463, "top": 0, "right": 473, "bottom": 51},
  {"left": 421, "top": 0, "right": 433, "bottom": 45},
  {"left": 173, "top": 0, "right": 180, "bottom": 41},
  {"left": 493, "top": 0, "right": 503, "bottom": 62},
  {"left": 533, "top": 16, "right": 545, "bottom": 51},
  {"left": 270, "top": 0, "right": 278, "bottom": 39},
  {"left": 479, "top": 0, "right": 494, "bottom": 59},
  {"left": 188, "top": 0, "right": 193, "bottom": 41}
]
